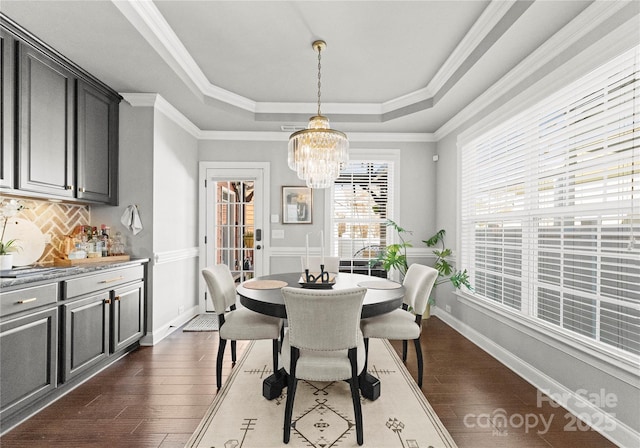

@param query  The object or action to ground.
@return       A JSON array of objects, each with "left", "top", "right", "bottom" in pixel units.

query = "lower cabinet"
[
  {"left": 0, "top": 262, "right": 147, "bottom": 432},
  {"left": 0, "top": 306, "right": 57, "bottom": 422},
  {"left": 62, "top": 292, "right": 110, "bottom": 382},
  {"left": 112, "top": 281, "right": 144, "bottom": 353}
]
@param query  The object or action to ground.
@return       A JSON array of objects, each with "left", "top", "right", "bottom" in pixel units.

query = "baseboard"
[
  {"left": 433, "top": 307, "right": 639, "bottom": 448},
  {"left": 140, "top": 305, "right": 199, "bottom": 346}
]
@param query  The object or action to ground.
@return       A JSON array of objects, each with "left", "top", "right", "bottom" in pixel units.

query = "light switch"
[
  {"left": 272, "top": 229, "right": 285, "bottom": 239},
  {"left": 271, "top": 214, "right": 279, "bottom": 223}
]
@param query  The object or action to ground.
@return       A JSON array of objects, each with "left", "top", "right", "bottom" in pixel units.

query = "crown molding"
[
  {"left": 435, "top": 0, "right": 635, "bottom": 140},
  {"left": 122, "top": 93, "right": 434, "bottom": 142},
  {"left": 111, "top": 0, "right": 514, "bottom": 123},
  {"left": 120, "top": 92, "right": 201, "bottom": 138},
  {"left": 199, "top": 131, "right": 435, "bottom": 143}
]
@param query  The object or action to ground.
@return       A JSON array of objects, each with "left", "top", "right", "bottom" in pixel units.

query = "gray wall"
[
  {"left": 433, "top": 6, "right": 639, "bottom": 445},
  {"left": 199, "top": 139, "right": 437, "bottom": 274},
  {"left": 93, "top": 100, "right": 199, "bottom": 344}
]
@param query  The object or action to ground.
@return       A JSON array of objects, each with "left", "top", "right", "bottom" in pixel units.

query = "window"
[
  {"left": 461, "top": 45, "right": 640, "bottom": 356},
  {"left": 330, "top": 153, "right": 396, "bottom": 276}
]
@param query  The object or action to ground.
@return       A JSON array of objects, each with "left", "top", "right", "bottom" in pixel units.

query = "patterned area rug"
[
  {"left": 182, "top": 314, "right": 219, "bottom": 332},
  {"left": 186, "top": 338, "right": 457, "bottom": 448}
]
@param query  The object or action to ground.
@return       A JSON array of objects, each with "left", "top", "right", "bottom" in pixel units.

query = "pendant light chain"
[{"left": 317, "top": 45, "right": 322, "bottom": 116}]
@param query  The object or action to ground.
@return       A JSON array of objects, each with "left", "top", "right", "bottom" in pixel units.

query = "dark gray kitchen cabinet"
[
  {"left": 17, "top": 42, "right": 75, "bottom": 199},
  {"left": 1, "top": 28, "right": 15, "bottom": 188},
  {"left": 1, "top": 13, "right": 120, "bottom": 205},
  {"left": 61, "top": 264, "right": 145, "bottom": 381},
  {"left": 76, "top": 80, "right": 119, "bottom": 205},
  {"left": 111, "top": 281, "right": 145, "bottom": 353},
  {"left": 61, "top": 291, "right": 110, "bottom": 382},
  {"left": 0, "top": 283, "right": 58, "bottom": 423}
]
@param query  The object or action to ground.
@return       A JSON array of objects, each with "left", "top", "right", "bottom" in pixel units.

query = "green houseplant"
[
  {"left": 0, "top": 199, "right": 24, "bottom": 269},
  {"left": 423, "top": 229, "right": 472, "bottom": 309},
  {"left": 370, "top": 219, "right": 412, "bottom": 279}
]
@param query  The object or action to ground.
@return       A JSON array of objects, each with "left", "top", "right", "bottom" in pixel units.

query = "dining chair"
[
  {"left": 202, "top": 265, "right": 282, "bottom": 390},
  {"left": 302, "top": 256, "right": 340, "bottom": 274},
  {"left": 281, "top": 286, "right": 367, "bottom": 445},
  {"left": 359, "top": 263, "right": 438, "bottom": 387}
]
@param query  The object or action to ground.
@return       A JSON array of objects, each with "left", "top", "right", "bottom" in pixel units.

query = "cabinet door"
[
  {"left": 0, "top": 307, "right": 57, "bottom": 420},
  {"left": 1, "top": 29, "right": 15, "bottom": 188},
  {"left": 111, "top": 281, "right": 144, "bottom": 353},
  {"left": 76, "top": 80, "right": 119, "bottom": 205},
  {"left": 62, "top": 292, "right": 110, "bottom": 382},
  {"left": 17, "top": 43, "right": 75, "bottom": 198}
]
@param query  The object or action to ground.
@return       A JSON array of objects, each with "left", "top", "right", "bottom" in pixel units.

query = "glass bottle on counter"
[
  {"left": 100, "top": 224, "right": 110, "bottom": 257},
  {"left": 110, "top": 231, "right": 125, "bottom": 256}
]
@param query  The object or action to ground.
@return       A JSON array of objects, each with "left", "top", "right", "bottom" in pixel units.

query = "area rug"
[
  {"left": 185, "top": 338, "right": 457, "bottom": 448},
  {"left": 182, "top": 314, "right": 219, "bottom": 332}
]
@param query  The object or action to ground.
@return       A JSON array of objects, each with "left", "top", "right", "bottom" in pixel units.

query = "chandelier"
[{"left": 288, "top": 40, "right": 349, "bottom": 189}]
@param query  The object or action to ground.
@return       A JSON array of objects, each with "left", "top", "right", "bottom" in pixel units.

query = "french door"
[{"left": 200, "top": 162, "right": 270, "bottom": 312}]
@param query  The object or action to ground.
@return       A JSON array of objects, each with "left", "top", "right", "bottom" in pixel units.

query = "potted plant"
[
  {"left": 0, "top": 199, "right": 24, "bottom": 270},
  {"left": 370, "top": 219, "right": 412, "bottom": 280},
  {"left": 423, "top": 229, "right": 472, "bottom": 315}
]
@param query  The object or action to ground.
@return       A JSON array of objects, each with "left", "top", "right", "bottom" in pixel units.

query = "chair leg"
[
  {"left": 272, "top": 339, "right": 279, "bottom": 374},
  {"left": 231, "top": 340, "right": 237, "bottom": 365},
  {"left": 362, "top": 338, "right": 369, "bottom": 373},
  {"left": 413, "top": 338, "right": 423, "bottom": 388},
  {"left": 284, "top": 347, "right": 299, "bottom": 444},
  {"left": 402, "top": 339, "right": 408, "bottom": 362},
  {"left": 216, "top": 338, "right": 227, "bottom": 390},
  {"left": 349, "top": 348, "right": 363, "bottom": 445}
]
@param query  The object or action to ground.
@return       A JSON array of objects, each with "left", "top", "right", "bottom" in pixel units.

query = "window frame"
[
  {"left": 325, "top": 148, "right": 401, "bottom": 276},
  {"left": 456, "top": 45, "right": 640, "bottom": 370}
]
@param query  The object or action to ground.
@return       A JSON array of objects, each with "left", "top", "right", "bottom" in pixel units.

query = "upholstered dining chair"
[
  {"left": 202, "top": 265, "right": 282, "bottom": 390},
  {"left": 302, "top": 256, "right": 340, "bottom": 274},
  {"left": 281, "top": 286, "right": 367, "bottom": 445},
  {"left": 360, "top": 263, "right": 438, "bottom": 387}
]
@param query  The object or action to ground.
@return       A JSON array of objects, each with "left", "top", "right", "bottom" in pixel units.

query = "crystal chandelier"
[{"left": 288, "top": 40, "right": 349, "bottom": 189}]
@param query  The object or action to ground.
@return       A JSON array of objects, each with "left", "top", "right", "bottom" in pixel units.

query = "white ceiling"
[{"left": 2, "top": 0, "right": 597, "bottom": 135}]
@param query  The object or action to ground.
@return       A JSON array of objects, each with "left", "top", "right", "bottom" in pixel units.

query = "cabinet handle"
[
  {"left": 114, "top": 296, "right": 121, "bottom": 301},
  {"left": 78, "top": 187, "right": 86, "bottom": 192},
  {"left": 100, "top": 276, "right": 125, "bottom": 284},
  {"left": 105, "top": 298, "right": 111, "bottom": 304},
  {"left": 65, "top": 185, "right": 74, "bottom": 190},
  {"left": 17, "top": 298, "right": 37, "bottom": 304}
]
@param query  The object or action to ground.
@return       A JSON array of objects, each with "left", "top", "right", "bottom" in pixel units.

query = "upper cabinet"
[
  {"left": 1, "top": 14, "right": 121, "bottom": 205},
  {"left": 17, "top": 43, "right": 76, "bottom": 199},
  {"left": 1, "top": 29, "right": 15, "bottom": 188},
  {"left": 76, "top": 80, "right": 119, "bottom": 204}
]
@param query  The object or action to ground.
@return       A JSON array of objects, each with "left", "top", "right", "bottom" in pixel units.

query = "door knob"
[{"left": 256, "top": 245, "right": 262, "bottom": 250}]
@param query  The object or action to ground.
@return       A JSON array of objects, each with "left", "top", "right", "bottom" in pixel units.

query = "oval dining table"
[{"left": 237, "top": 272, "right": 405, "bottom": 401}]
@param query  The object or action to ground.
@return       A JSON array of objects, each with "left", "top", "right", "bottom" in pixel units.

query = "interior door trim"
[{"left": 198, "top": 161, "right": 271, "bottom": 314}]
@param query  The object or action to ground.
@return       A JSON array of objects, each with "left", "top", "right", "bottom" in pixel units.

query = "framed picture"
[{"left": 282, "top": 186, "right": 312, "bottom": 224}]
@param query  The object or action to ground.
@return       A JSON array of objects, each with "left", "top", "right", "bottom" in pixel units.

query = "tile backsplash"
[{"left": 7, "top": 198, "right": 90, "bottom": 264}]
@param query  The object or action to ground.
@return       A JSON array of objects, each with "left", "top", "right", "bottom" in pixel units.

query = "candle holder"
[{"left": 300, "top": 264, "right": 335, "bottom": 289}]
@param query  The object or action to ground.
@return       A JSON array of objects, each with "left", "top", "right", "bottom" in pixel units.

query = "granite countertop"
[{"left": 0, "top": 258, "right": 149, "bottom": 289}]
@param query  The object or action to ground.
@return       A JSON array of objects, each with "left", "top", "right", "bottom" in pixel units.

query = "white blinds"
[
  {"left": 461, "top": 45, "right": 640, "bottom": 356},
  {"left": 332, "top": 161, "right": 392, "bottom": 272}
]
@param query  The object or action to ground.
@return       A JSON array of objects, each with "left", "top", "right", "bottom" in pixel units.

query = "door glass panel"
[{"left": 214, "top": 180, "right": 255, "bottom": 283}]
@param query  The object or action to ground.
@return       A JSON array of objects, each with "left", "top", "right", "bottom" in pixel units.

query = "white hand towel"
[{"left": 120, "top": 205, "right": 143, "bottom": 235}]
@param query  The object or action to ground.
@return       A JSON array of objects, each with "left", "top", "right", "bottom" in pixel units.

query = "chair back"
[
  {"left": 282, "top": 286, "right": 366, "bottom": 351},
  {"left": 303, "top": 256, "right": 340, "bottom": 274},
  {"left": 402, "top": 264, "right": 438, "bottom": 316},
  {"left": 202, "top": 264, "right": 237, "bottom": 316}
]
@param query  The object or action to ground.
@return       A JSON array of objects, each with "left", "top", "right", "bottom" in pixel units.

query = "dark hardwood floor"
[{"left": 0, "top": 317, "right": 617, "bottom": 447}]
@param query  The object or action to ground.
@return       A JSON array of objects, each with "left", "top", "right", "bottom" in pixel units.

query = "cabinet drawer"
[
  {"left": 0, "top": 283, "right": 58, "bottom": 317},
  {"left": 64, "top": 265, "right": 144, "bottom": 299}
]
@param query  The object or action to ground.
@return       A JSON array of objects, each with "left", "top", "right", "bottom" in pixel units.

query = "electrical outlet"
[
  {"left": 44, "top": 233, "right": 52, "bottom": 244},
  {"left": 445, "top": 305, "right": 451, "bottom": 313}
]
